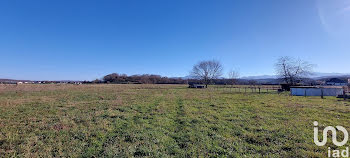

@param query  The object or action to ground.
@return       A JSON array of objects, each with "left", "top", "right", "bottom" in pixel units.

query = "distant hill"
[
  {"left": 309, "top": 72, "right": 350, "bottom": 79},
  {"left": 0, "top": 79, "right": 83, "bottom": 83},
  {"left": 241, "top": 72, "right": 350, "bottom": 80},
  {"left": 0, "top": 79, "right": 32, "bottom": 83},
  {"left": 1, "top": 72, "right": 349, "bottom": 85},
  {"left": 238, "top": 72, "right": 350, "bottom": 85},
  {"left": 241, "top": 75, "right": 278, "bottom": 80}
]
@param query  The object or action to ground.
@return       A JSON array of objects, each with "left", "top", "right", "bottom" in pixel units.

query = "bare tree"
[
  {"left": 228, "top": 69, "right": 240, "bottom": 85},
  {"left": 191, "top": 60, "right": 223, "bottom": 88},
  {"left": 275, "top": 56, "right": 314, "bottom": 85}
]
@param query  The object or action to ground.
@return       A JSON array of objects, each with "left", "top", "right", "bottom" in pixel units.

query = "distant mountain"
[
  {"left": 1, "top": 72, "right": 349, "bottom": 83},
  {"left": 0, "top": 79, "right": 32, "bottom": 82},
  {"left": 310, "top": 72, "right": 350, "bottom": 79},
  {"left": 0, "top": 79, "right": 83, "bottom": 83},
  {"left": 177, "top": 76, "right": 194, "bottom": 80},
  {"left": 241, "top": 75, "right": 277, "bottom": 80},
  {"left": 241, "top": 72, "right": 350, "bottom": 80}
]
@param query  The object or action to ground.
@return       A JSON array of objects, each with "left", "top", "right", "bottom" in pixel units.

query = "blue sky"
[{"left": 1, "top": 0, "right": 349, "bottom": 80}]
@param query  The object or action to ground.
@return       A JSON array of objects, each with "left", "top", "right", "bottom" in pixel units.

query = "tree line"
[
  {"left": 98, "top": 56, "right": 314, "bottom": 86},
  {"left": 100, "top": 73, "right": 187, "bottom": 84}
]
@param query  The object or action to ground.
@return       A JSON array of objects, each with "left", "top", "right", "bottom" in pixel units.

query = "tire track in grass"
[
  {"left": 81, "top": 93, "right": 165, "bottom": 157},
  {"left": 169, "top": 97, "right": 192, "bottom": 156}
]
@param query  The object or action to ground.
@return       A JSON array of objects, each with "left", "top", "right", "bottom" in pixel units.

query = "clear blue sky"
[{"left": 1, "top": 0, "right": 349, "bottom": 80}]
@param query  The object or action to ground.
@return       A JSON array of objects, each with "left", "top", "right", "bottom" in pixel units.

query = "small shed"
[
  {"left": 188, "top": 83, "right": 205, "bottom": 88},
  {"left": 290, "top": 86, "right": 344, "bottom": 96},
  {"left": 280, "top": 84, "right": 291, "bottom": 91}
]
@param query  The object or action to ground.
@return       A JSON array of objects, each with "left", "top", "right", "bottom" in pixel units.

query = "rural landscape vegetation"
[
  {"left": 1, "top": 57, "right": 350, "bottom": 157},
  {"left": 1, "top": 0, "right": 350, "bottom": 157}
]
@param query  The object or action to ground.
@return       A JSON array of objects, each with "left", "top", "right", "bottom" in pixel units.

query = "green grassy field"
[{"left": 0, "top": 84, "right": 349, "bottom": 157}]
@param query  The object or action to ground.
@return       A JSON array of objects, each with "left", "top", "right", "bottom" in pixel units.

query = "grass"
[{"left": 0, "top": 84, "right": 350, "bottom": 157}]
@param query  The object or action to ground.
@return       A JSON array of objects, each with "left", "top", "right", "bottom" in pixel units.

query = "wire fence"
[
  {"left": 209, "top": 85, "right": 282, "bottom": 93},
  {"left": 345, "top": 86, "right": 350, "bottom": 94}
]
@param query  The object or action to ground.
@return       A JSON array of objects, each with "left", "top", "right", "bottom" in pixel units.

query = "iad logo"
[
  {"left": 314, "top": 121, "right": 348, "bottom": 147},
  {"left": 313, "top": 121, "right": 349, "bottom": 157}
]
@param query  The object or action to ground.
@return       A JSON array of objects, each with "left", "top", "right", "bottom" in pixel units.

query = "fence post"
[
  {"left": 344, "top": 89, "right": 347, "bottom": 100},
  {"left": 321, "top": 88, "right": 324, "bottom": 99},
  {"left": 259, "top": 88, "right": 261, "bottom": 94}
]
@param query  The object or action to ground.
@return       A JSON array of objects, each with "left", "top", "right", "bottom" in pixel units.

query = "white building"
[{"left": 291, "top": 86, "right": 344, "bottom": 96}]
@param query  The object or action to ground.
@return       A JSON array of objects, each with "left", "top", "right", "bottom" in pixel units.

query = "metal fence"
[
  {"left": 210, "top": 85, "right": 282, "bottom": 93},
  {"left": 345, "top": 86, "right": 350, "bottom": 94}
]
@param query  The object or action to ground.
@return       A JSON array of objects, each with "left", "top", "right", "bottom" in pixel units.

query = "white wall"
[{"left": 291, "top": 88, "right": 344, "bottom": 96}]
